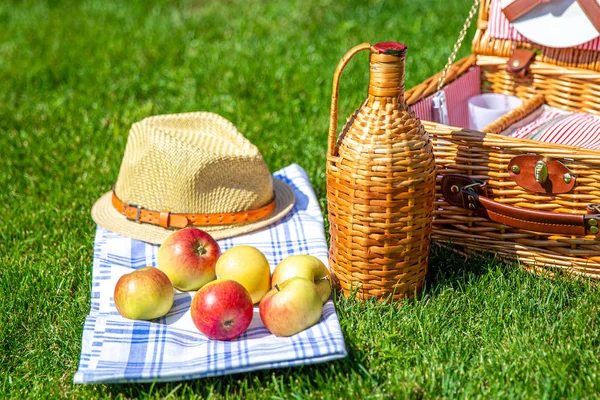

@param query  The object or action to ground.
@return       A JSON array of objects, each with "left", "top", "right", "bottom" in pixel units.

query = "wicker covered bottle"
[{"left": 326, "top": 42, "right": 436, "bottom": 301}]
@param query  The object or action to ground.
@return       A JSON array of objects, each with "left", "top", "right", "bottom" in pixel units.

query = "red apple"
[
  {"left": 190, "top": 279, "right": 253, "bottom": 340},
  {"left": 158, "top": 228, "right": 221, "bottom": 291},
  {"left": 114, "top": 267, "right": 174, "bottom": 320},
  {"left": 271, "top": 255, "right": 331, "bottom": 304},
  {"left": 259, "top": 277, "right": 323, "bottom": 337}
]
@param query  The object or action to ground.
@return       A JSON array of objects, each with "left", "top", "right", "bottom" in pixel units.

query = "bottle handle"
[{"left": 327, "top": 43, "right": 373, "bottom": 158}]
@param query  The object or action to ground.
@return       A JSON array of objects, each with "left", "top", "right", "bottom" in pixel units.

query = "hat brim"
[{"left": 91, "top": 178, "right": 295, "bottom": 245}]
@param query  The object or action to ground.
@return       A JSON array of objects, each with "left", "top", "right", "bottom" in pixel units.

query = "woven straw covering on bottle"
[
  {"left": 327, "top": 43, "right": 436, "bottom": 301},
  {"left": 92, "top": 112, "right": 295, "bottom": 244}
]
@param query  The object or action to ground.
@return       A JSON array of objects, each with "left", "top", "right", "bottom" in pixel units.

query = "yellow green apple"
[
  {"left": 271, "top": 255, "right": 331, "bottom": 304},
  {"left": 114, "top": 267, "right": 174, "bottom": 320},
  {"left": 259, "top": 277, "right": 323, "bottom": 337},
  {"left": 215, "top": 246, "right": 271, "bottom": 304}
]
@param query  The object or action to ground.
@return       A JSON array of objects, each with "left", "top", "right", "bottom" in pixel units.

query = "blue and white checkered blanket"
[{"left": 74, "top": 164, "right": 347, "bottom": 384}]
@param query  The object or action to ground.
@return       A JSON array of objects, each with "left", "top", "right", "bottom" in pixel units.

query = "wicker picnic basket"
[
  {"left": 404, "top": 0, "right": 600, "bottom": 277},
  {"left": 326, "top": 42, "right": 436, "bottom": 301}
]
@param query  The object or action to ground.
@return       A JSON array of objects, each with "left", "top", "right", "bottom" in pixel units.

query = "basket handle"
[
  {"left": 441, "top": 175, "right": 600, "bottom": 236},
  {"left": 437, "top": 0, "right": 480, "bottom": 91},
  {"left": 328, "top": 42, "right": 373, "bottom": 158}
]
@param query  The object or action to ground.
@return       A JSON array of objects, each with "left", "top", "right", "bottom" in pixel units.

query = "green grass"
[{"left": 1, "top": 0, "right": 600, "bottom": 398}]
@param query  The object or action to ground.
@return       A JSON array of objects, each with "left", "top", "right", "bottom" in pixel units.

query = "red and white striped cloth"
[
  {"left": 411, "top": 60, "right": 600, "bottom": 150},
  {"left": 487, "top": 0, "right": 600, "bottom": 51},
  {"left": 411, "top": 66, "right": 481, "bottom": 128},
  {"left": 511, "top": 110, "right": 600, "bottom": 150},
  {"left": 411, "top": 94, "right": 434, "bottom": 122}
]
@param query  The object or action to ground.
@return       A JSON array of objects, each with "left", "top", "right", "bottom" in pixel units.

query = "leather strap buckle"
[
  {"left": 124, "top": 203, "right": 142, "bottom": 223},
  {"left": 588, "top": 204, "right": 600, "bottom": 214},
  {"left": 461, "top": 181, "right": 485, "bottom": 210},
  {"left": 463, "top": 181, "right": 484, "bottom": 192},
  {"left": 442, "top": 174, "right": 600, "bottom": 236}
]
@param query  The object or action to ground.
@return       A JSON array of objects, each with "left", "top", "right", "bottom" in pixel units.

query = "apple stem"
[
  {"left": 318, "top": 275, "right": 330, "bottom": 281},
  {"left": 196, "top": 244, "right": 207, "bottom": 256},
  {"left": 275, "top": 284, "right": 281, "bottom": 292}
]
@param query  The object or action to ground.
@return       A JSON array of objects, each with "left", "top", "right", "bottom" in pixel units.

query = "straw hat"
[{"left": 92, "top": 112, "right": 295, "bottom": 244}]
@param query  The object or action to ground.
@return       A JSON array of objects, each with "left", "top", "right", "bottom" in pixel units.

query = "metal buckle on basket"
[
  {"left": 459, "top": 181, "right": 485, "bottom": 211},
  {"left": 462, "top": 181, "right": 484, "bottom": 193},
  {"left": 588, "top": 204, "right": 600, "bottom": 215},
  {"left": 124, "top": 203, "right": 142, "bottom": 223}
]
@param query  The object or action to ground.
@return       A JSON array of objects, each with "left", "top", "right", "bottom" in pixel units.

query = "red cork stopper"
[{"left": 373, "top": 42, "right": 407, "bottom": 56}]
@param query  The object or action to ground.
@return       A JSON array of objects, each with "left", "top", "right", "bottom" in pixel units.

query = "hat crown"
[{"left": 114, "top": 112, "right": 274, "bottom": 214}]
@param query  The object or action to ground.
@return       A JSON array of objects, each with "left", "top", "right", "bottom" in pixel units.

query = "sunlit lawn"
[{"left": 2, "top": 0, "right": 599, "bottom": 398}]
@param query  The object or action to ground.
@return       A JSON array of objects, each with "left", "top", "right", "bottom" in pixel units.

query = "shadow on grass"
[
  {"left": 98, "top": 246, "right": 598, "bottom": 399},
  {"left": 425, "top": 243, "right": 597, "bottom": 294},
  {"left": 423, "top": 243, "right": 502, "bottom": 293}
]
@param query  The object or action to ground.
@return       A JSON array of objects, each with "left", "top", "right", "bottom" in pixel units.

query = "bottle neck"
[{"left": 368, "top": 52, "right": 405, "bottom": 101}]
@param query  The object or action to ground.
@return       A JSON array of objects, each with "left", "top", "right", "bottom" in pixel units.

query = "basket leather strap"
[
  {"left": 578, "top": 0, "right": 600, "bottom": 33},
  {"left": 111, "top": 190, "right": 276, "bottom": 229},
  {"left": 502, "top": 0, "right": 543, "bottom": 23},
  {"left": 506, "top": 49, "right": 536, "bottom": 77},
  {"left": 441, "top": 175, "right": 600, "bottom": 236},
  {"left": 503, "top": 0, "right": 600, "bottom": 34}
]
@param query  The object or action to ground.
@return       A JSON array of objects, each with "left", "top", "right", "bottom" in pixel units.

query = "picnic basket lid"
[{"left": 472, "top": 0, "right": 600, "bottom": 72}]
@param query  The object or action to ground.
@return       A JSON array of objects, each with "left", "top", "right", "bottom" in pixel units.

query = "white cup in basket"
[{"left": 468, "top": 93, "right": 523, "bottom": 131}]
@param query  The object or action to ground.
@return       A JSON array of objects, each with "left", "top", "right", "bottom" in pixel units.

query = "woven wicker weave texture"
[
  {"left": 327, "top": 44, "right": 436, "bottom": 300},
  {"left": 402, "top": 0, "right": 600, "bottom": 278},
  {"left": 427, "top": 123, "right": 600, "bottom": 277}
]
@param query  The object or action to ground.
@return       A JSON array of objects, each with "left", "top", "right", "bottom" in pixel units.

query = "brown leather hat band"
[{"left": 111, "top": 190, "right": 277, "bottom": 229}]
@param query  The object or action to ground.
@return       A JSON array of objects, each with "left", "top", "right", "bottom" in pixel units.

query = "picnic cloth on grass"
[{"left": 73, "top": 164, "right": 347, "bottom": 384}]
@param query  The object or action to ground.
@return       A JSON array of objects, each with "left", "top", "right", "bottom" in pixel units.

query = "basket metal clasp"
[
  {"left": 509, "top": 155, "right": 575, "bottom": 194},
  {"left": 534, "top": 160, "right": 549, "bottom": 184},
  {"left": 588, "top": 204, "right": 600, "bottom": 215},
  {"left": 462, "top": 181, "right": 484, "bottom": 193}
]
